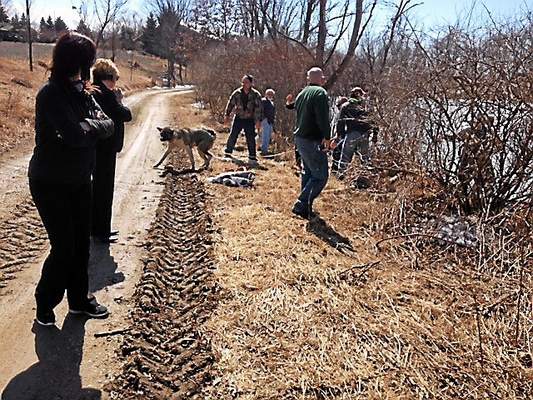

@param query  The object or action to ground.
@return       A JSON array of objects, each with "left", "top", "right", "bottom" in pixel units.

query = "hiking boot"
[
  {"left": 35, "top": 309, "right": 56, "bottom": 327},
  {"left": 248, "top": 158, "right": 259, "bottom": 167},
  {"left": 292, "top": 203, "right": 315, "bottom": 219},
  {"left": 69, "top": 300, "right": 109, "bottom": 319}
]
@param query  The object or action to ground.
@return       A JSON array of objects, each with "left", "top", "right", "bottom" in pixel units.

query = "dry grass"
[
  {"left": 0, "top": 42, "right": 166, "bottom": 155},
  {"left": 163, "top": 95, "right": 532, "bottom": 399},
  {"left": 0, "top": 57, "right": 38, "bottom": 153}
]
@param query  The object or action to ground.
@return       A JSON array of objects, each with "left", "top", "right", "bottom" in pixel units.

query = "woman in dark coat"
[
  {"left": 91, "top": 59, "right": 132, "bottom": 243},
  {"left": 28, "top": 32, "right": 114, "bottom": 326}
]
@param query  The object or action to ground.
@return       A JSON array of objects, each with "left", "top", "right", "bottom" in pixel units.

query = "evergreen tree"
[
  {"left": 10, "top": 14, "right": 19, "bottom": 29},
  {"left": 141, "top": 12, "right": 158, "bottom": 55},
  {"left": 76, "top": 19, "right": 92, "bottom": 38},
  {"left": 0, "top": 0, "right": 9, "bottom": 24},
  {"left": 20, "top": 13, "right": 27, "bottom": 28},
  {"left": 39, "top": 16, "right": 55, "bottom": 42},
  {"left": 54, "top": 16, "right": 68, "bottom": 34},
  {"left": 39, "top": 17, "right": 47, "bottom": 31},
  {"left": 119, "top": 24, "right": 135, "bottom": 50},
  {"left": 46, "top": 16, "right": 53, "bottom": 30}
]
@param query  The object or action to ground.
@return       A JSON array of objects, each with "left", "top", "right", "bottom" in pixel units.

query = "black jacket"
[
  {"left": 28, "top": 79, "right": 114, "bottom": 184},
  {"left": 261, "top": 98, "right": 275, "bottom": 125},
  {"left": 336, "top": 98, "right": 372, "bottom": 137},
  {"left": 92, "top": 81, "right": 132, "bottom": 152}
]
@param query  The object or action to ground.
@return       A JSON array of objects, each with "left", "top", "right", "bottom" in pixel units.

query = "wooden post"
[{"left": 26, "top": 0, "right": 33, "bottom": 72}]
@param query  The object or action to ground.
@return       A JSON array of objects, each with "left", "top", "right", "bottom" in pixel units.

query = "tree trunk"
[
  {"left": 315, "top": 0, "right": 327, "bottom": 66},
  {"left": 178, "top": 63, "right": 183, "bottom": 85},
  {"left": 26, "top": 0, "right": 32, "bottom": 72},
  {"left": 325, "top": 0, "right": 365, "bottom": 89},
  {"left": 301, "top": 0, "right": 315, "bottom": 45}
]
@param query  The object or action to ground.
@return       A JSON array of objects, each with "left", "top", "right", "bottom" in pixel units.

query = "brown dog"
[{"left": 154, "top": 127, "right": 216, "bottom": 170}]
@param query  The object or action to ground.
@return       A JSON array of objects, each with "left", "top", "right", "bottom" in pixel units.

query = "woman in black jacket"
[
  {"left": 91, "top": 59, "right": 132, "bottom": 243},
  {"left": 28, "top": 32, "right": 114, "bottom": 326}
]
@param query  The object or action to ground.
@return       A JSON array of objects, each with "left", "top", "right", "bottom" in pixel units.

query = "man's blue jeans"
[
  {"left": 225, "top": 117, "right": 257, "bottom": 160},
  {"left": 338, "top": 130, "right": 369, "bottom": 171},
  {"left": 260, "top": 118, "right": 273, "bottom": 154},
  {"left": 294, "top": 136, "right": 329, "bottom": 212}
]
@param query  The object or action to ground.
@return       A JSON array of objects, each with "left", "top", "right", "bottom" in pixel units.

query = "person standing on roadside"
[
  {"left": 91, "top": 58, "right": 132, "bottom": 244},
  {"left": 260, "top": 88, "right": 276, "bottom": 156},
  {"left": 28, "top": 32, "right": 114, "bottom": 326},
  {"left": 223, "top": 74, "right": 263, "bottom": 165},
  {"left": 286, "top": 67, "right": 332, "bottom": 219}
]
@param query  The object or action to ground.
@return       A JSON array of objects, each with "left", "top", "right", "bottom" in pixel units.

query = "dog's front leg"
[
  {"left": 186, "top": 146, "right": 195, "bottom": 170},
  {"left": 154, "top": 149, "right": 171, "bottom": 168}
]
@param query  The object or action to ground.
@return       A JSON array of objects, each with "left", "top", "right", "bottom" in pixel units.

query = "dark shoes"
[
  {"left": 35, "top": 309, "right": 56, "bottom": 327},
  {"left": 95, "top": 236, "right": 118, "bottom": 244},
  {"left": 69, "top": 298, "right": 109, "bottom": 319},
  {"left": 93, "top": 230, "right": 119, "bottom": 244},
  {"left": 36, "top": 297, "right": 109, "bottom": 325},
  {"left": 291, "top": 203, "right": 316, "bottom": 220}
]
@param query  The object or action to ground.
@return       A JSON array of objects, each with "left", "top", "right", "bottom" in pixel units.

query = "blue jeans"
[
  {"left": 338, "top": 130, "right": 369, "bottom": 171},
  {"left": 294, "top": 136, "right": 329, "bottom": 212},
  {"left": 225, "top": 117, "right": 257, "bottom": 160},
  {"left": 260, "top": 119, "right": 273, "bottom": 154}
]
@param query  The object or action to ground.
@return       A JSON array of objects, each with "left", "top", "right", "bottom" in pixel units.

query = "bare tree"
[
  {"left": 150, "top": 0, "right": 190, "bottom": 86},
  {"left": 258, "top": 0, "right": 381, "bottom": 89},
  {"left": 92, "top": 0, "right": 129, "bottom": 49},
  {"left": 25, "top": 0, "right": 32, "bottom": 71}
]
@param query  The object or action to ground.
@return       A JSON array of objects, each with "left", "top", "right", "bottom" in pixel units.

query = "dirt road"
[{"left": 0, "top": 87, "right": 192, "bottom": 399}]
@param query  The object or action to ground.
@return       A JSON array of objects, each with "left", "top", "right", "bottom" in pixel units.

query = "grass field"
[
  {"left": 141, "top": 92, "right": 533, "bottom": 399},
  {"left": 0, "top": 42, "right": 166, "bottom": 155}
]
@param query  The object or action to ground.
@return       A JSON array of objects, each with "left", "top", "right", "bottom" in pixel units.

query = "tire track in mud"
[
  {"left": 109, "top": 156, "right": 219, "bottom": 399},
  {"left": 0, "top": 198, "right": 47, "bottom": 292}
]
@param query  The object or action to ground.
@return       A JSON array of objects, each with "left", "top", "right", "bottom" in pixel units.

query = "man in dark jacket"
[
  {"left": 91, "top": 59, "right": 132, "bottom": 243},
  {"left": 286, "top": 67, "right": 331, "bottom": 219},
  {"left": 334, "top": 87, "right": 377, "bottom": 174}
]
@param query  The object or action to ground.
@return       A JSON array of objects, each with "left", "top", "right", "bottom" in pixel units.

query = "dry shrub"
[
  {"left": 356, "top": 15, "right": 533, "bottom": 216},
  {"left": 191, "top": 38, "right": 310, "bottom": 141}
]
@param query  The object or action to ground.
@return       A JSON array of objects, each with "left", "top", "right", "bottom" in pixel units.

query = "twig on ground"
[
  {"left": 94, "top": 328, "right": 131, "bottom": 338},
  {"left": 338, "top": 260, "right": 381, "bottom": 280}
]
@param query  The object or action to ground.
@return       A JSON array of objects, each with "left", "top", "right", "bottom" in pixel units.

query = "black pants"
[
  {"left": 224, "top": 118, "right": 257, "bottom": 160},
  {"left": 92, "top": 147, "right": 117, "bottom": 236},
  {"left": 29, "top": 178, "right": 92, "bottom": 312}
]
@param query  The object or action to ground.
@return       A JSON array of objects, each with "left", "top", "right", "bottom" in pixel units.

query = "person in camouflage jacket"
[{"left": 223, "top": 74, "right": 263, "bottom": 162}]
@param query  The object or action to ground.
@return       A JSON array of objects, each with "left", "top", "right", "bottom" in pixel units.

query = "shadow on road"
[
  {"left": 1, "top": 316, "right": 101, "bottom": 400},
  {"left": 88, "top": 242, "right": 124, "bottom": 293}
]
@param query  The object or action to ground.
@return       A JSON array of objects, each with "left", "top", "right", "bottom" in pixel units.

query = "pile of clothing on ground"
[{"left": 208, "top": 171, "right": 255, "bottom": 188}]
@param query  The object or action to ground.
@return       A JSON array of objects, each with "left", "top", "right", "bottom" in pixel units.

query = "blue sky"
[{"left": 11, "top": 0, "right": 532, "bottom": 29}]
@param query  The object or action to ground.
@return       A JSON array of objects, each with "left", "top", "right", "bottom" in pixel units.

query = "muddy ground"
[
  {"left": 0, "top": 88, "right": 195, "bottom": 399},
  {"left": 108, "top": 158, "right": 218, "bottom": 399}
]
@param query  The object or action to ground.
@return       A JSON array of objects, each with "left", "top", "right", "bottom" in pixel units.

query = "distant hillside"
[{"left": 0, "top": 42, "right": 167, "bottom": 155}]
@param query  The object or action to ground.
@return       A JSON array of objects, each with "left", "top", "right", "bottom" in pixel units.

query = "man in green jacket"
[{"left": 287, "top": 67, "right": 332, "bottom": 218}]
